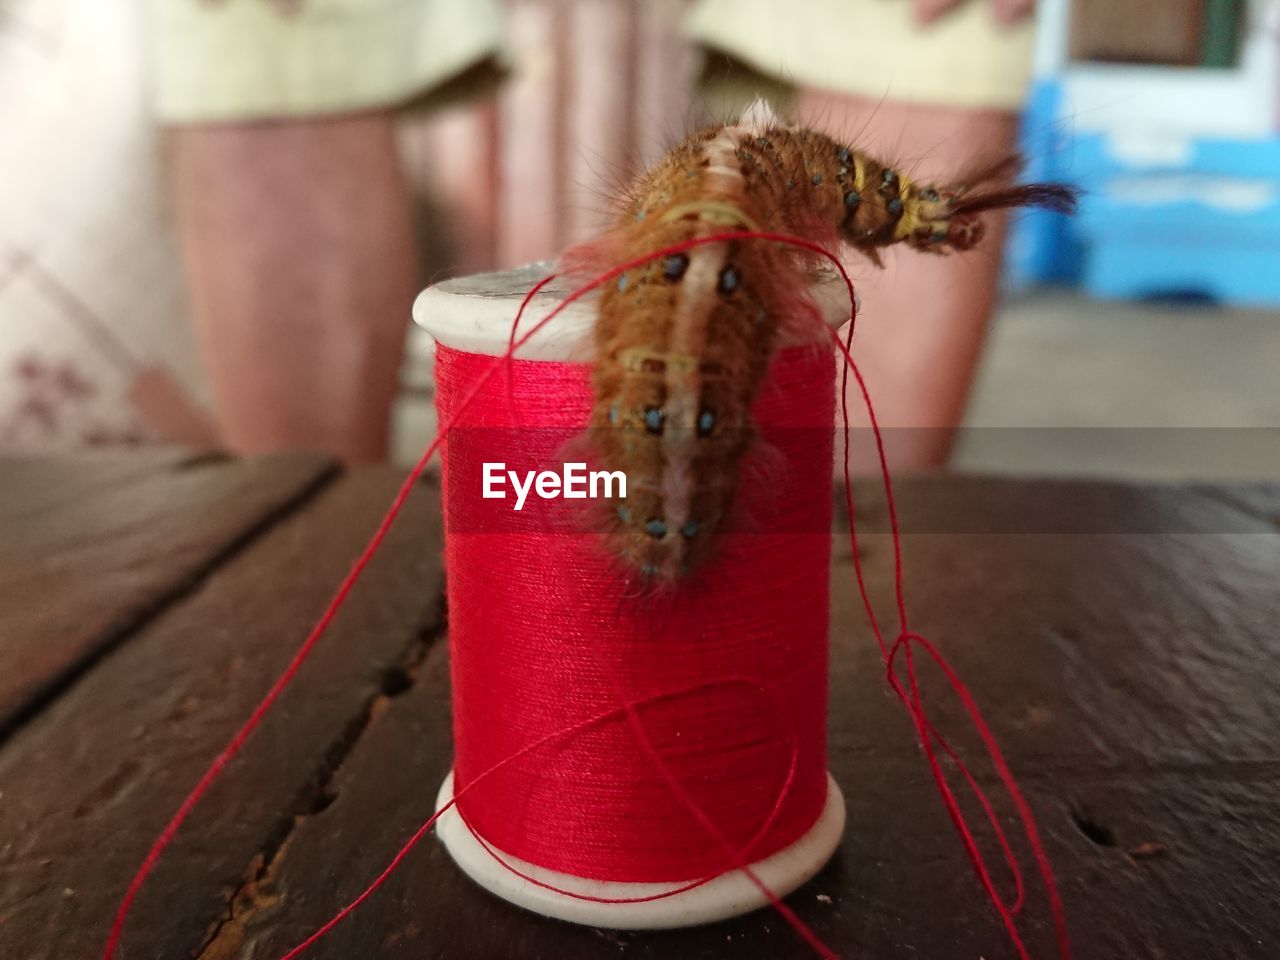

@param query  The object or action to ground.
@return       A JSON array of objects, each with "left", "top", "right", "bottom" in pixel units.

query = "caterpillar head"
[
  {"left": 586, "top": 232, "right": 777, "bottom": 585},
  {"left": 588, "top": 371, "right": 750, "bottom": 584}
]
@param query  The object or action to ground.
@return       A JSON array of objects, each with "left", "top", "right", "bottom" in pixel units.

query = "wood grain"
[
  {"left": 0, "top": 466, "right": 445, "bottom": 960},
  {"left": 165, "top": 477, "right": 1279, "bottom": 958},
  {"left": 2, "top": 466, "right": 1277, "bottom": 959},
  {"left": 0, "top": 451, "right": 337, "bottom": 739}
]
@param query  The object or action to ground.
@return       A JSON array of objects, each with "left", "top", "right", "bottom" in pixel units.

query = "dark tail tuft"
[{"left": 952, "top": 182, "right": 1079, "bottom": 217}]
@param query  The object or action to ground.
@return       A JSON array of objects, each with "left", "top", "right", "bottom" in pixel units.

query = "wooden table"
[{"left": 2, "top": 452, "right": 1277, "bottom": 959}]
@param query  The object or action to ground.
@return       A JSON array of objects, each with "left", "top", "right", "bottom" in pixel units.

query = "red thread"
[
  {"left": 832, "top": 328, "right": 1071, "bottom": 960},
  {"left": 104, "top": 229, "right": 1069, "bottom": 960},
  {"left": 275, "top": 676, "right": 804, "bottom": 960},
  {"left": 439, "top": 342, "right": 833, "bottom": 880}
]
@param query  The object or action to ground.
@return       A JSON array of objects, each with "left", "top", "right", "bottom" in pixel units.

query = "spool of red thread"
[{"left": 414, "top": 265, "right": 848, "bottom": 929}]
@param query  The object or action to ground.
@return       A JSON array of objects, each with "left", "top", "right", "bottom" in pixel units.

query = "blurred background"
[{"left": 2, "top": 0, "right": 1278, "bottom": 479}]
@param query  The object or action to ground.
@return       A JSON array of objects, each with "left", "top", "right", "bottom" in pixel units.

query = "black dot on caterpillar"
[{"left": 577, "top": 100, "right": 1077, "bottom": 582}]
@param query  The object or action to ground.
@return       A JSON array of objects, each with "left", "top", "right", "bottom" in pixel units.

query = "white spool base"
[{"left": 433, "top": 770, "right": 845, "bottom": 930}]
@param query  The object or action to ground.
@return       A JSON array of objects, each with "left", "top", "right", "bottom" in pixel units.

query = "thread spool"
[
  {"left": 105, "top": 247, "right": 1066, "bottom": 960},
  {"left": 414, "top": 264, "right": 848, "bottom": 930}
]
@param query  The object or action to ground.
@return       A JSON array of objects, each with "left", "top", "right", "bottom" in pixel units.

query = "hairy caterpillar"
[{"left": 580, "top": 102, "right": 1075, "bottom": 580}]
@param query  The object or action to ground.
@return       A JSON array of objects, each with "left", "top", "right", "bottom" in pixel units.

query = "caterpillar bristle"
[
  {"left": 951, "top": 182, "right": 1079, "bottom": 217},
  {"left": 590, "top": 111, "right": 1076, "bottom": 577}
]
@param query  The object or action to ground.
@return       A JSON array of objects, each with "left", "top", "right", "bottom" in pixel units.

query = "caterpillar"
[{"left": 580, "top": 101, "right": 1075, "bottom": 581}]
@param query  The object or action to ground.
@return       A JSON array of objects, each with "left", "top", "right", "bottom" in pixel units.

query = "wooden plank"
[
  {"left": 1193, "top": 482, "right": 1280, "bottom": 529},
  {"left": 180, "top": 479, "right": 1280, "bottom": 958},
  {"left": 0, "top": 468, "right": 445, "bottom": 959},
  {"left": 842, "top": 474, "right": 1276, "bottom": 534},
  {"left": 0, "top": 451, "right": 337, "bottom": 738},
  {"left": 0, "top": 449, "right": 185, "bottom": 525}
]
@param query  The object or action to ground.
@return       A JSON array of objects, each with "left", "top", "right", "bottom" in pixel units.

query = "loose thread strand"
[
  {"left": 105, "top": 229, "right": 1069, "bottom": 960},
  {"left": 832, "top": 328, "right": 1071, "bottom": 959}
]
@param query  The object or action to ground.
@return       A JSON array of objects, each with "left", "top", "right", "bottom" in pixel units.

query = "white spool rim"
[
  {"left": 434, "top": 769, "right": 845, "bottom": 930},
  {"left": 413, "top": 262, "right": 857, "bottom": 361}
]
